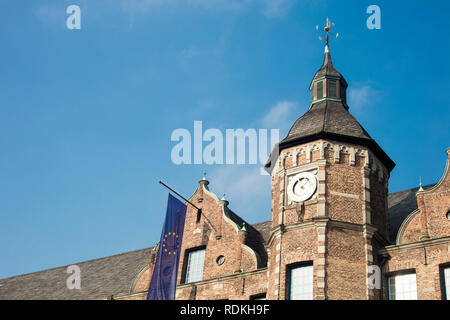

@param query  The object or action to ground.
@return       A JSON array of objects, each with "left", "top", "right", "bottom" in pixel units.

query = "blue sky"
[{"left": 0, "top": 0, "right": 449, "bottom": 279}]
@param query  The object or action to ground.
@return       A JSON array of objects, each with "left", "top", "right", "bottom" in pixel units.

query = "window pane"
[
  {"left": 289, "top": 265, "right": 313, "bottom": 300},
  {"left": 340, "top": 85, "right": 346, "bottom": 101},
  {"left": 185, "top": 249, "right": 205, "bottom": 283},
  {"left": 388, "top": 273, "right": 417, "bottom": 300},
  {"left": 328, "top": 80, "right": 337, "bottom": 97},
  {"left": 317, "top": 82, "right": 323, "bottom": 99},
  {"left": 444, "top": 267, "right": 450, "bottom": 300}
]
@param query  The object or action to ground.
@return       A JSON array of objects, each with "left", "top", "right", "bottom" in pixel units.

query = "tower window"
[
  {"left": 441, "top": 265, "right": 450, "bottom": 300},
  {"left": 340, "top": 85, "right": 346, "bottom": 102},
  {"left": 328, "top": 80, "right": 337, "bottom": 98},
  {"left": 387, "top": 272, "right": 418, "bottom": 300},
  {"left": 250, "top": 293, "right": 266, "bottom": 300},
  {"left": 317, "top": 81, "right": 323, "bottom": 99},
  {"left": 184, "top": 248, "right": 205, "bottom": 283},
  {"left": 288, "top": 263, "right": 313, "bottom": 300}
]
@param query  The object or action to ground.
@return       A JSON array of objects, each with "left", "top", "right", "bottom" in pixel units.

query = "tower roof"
[
  {"left": 284, "top": 99, "right": 371, "bottom": 142},
  {"left": 279, "top": 41, "right": 395, "bottom": 172},
  {"left": 312, "top": 44, "right": 346, "bottom": 81}
]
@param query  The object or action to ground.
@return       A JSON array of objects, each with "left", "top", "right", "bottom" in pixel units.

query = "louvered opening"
[
  {"left": 328, "top": 80, "right": 337, "bottom": 98},
  {"left": 317, "top": 81, "right": 323, "bottom": 99}
]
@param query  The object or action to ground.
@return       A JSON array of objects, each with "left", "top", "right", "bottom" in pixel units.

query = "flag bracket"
[
  {"left": 158, "top": 180, "right": 218, "bottom": 233},
  {"left": 158, "top": 180, "right": 200, "bottom": 211}
]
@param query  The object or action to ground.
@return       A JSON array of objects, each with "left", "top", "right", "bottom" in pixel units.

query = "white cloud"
[
  {"left": 117, "top": 0, "right": 291, "bottom": 18},
  {"left": 262, "top": 0, "right": 293, "bottom": 18},
  {"left": 348, "top": 82, "right": 380, "bottom": 110},
  {"left": 208, "top": 166, "right": 271, "bottom": 221},
  {"left": 180, "top": 46, "right": 201, "bottom": 59},
  {"left": 261, "top": 101, "right": 297, "bottom": 136},
  {"left": 32, "top": 5, "right": 64, "bottom": 25}
]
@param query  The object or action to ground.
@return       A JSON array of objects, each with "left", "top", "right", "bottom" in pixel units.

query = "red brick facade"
[{"left": 114, "top": 147, "right": 450, "bottom": 300}]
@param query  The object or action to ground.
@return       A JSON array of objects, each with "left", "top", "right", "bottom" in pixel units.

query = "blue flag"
[{"left": 147, "top": 193, "right": 187, "bottom": 300}]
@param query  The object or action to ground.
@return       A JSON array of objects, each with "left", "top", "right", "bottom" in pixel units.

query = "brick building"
[{"left": 1, "top": 43, "right": 449, "bottom": 300}]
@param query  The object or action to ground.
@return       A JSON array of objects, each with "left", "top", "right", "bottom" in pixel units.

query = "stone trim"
[
  {"left": 129, "top": 264, "right": 149, "bottom": 294},
  {"left": 416, "top": 149, "right": 449, "bottom": 195},
  {"left": 176, "top": 268, "right": 268, "bottom": 289},
  {"left": 395, "top": 209, "right": 420, "bottom": 245},
  {"left": 241, "top": 243, "right": 260, "bottom": 269},
  {"left": 329, "top": 190, "right": 359, "bottom": 200},
  {"left": 381, "top": 236, "right": 450, "bottom": 253}
]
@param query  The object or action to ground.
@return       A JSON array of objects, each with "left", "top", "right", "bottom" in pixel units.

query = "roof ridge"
[{"left": 388, "top": 183, "right": 436, "bottom": 196}]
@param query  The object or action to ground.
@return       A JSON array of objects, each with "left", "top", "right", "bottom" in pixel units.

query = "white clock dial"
[{"left": 287, "top": 172, "right": 317, "bottom": 202}]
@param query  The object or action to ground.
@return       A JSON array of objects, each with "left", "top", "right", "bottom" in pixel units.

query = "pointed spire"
[
  {"left": 220, "top": 193, "right": 226, "bottom": 201},
  {"left": 314, "top": 17, "right": 341, "bottom": 78},
  {"left": 199, "top": 171, "right": 209, "bottom": 187},
  {"left": 322, "top": 42, "right": 333, "bottom": 69},
  {"left": 418, "top": 177, "right": 424, "bottom": 192},
  {"left": 240, "top": 222, "right": 247, "bottom": 232}
]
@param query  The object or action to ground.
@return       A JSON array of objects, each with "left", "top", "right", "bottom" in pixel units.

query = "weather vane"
[{"left": 316, "top": 17, "right": 339, "bottom": 47}]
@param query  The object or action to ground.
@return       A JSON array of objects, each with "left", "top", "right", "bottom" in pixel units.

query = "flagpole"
[
  {"left": 158, "top": 180, "right": 201, "bottom": 211},
  {"left": 158, "top": 180, "right": 218, "bottom": 233}
]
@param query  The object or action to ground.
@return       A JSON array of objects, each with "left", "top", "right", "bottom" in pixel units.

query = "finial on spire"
[
  {"left": 316, "top": 17, "right": 339, "bottom": 51},
  {"left": 221, "top": 193, "right": 226, "bottom": 201},
  {"left": 201, "top": 171, "right": 207, "bottom": 181},
  {"left": 418, "top": 176, "right": 424, "bottom": 192}
]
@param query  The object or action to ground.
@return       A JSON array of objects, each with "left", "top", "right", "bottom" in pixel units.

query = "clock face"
[{"left": 287, "top": 172, "right": 317, "bottom": 202}]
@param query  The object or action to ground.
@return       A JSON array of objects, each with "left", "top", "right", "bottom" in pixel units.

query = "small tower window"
[
  {"left": 328, "top": 80, "right": 337, "bottom": 98},
  {"left": 340, "top": 85, "right": 346, "bottom": 102},
  {"left": 317, "top": 81, "right": 323, "bottom": 99},
  {"left": 441, "top": 265, "right": 450, "bottom": 300}
]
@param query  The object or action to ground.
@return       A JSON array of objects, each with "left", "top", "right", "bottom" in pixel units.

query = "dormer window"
[
  {"left": 317, "top": 81, "right": 323, "bottom": 99},
  {"left": 328, "top": 80, "right": 337, "bottom": 98}
]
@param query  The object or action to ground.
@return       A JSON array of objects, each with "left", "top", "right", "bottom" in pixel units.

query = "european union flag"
[{"left": 147, "top": 194, "right": 187, "bottom": 300}]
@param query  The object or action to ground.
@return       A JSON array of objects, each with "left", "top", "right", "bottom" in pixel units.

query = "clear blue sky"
[{"left": 0, "top": 0, "right": 449, "bottom": 279}]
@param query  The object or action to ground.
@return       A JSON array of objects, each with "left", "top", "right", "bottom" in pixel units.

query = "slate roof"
[
  {"left": 387, "top": 184, "right": 435, "bottom": 243},
  {"left": 283, "top": 100, "right": 372, "bottom": 143},
  {"left": 223, "top": 208, "right": 268, "bottom": 268},
  {"left": 0, "top": 247, "right": 153, "bottom": 300},
  {"left": 0, "top": 188, "right": 424, "bottom": 300},
  {"left": 312, "top": 47, "right": 345, "bottom": 80}
]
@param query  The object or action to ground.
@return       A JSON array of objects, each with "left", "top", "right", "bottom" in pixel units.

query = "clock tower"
[{"left": 265, "top": 23, "right": 395, "bottom": 300}]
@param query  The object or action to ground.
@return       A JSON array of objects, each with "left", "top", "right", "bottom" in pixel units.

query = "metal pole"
[
  {"left": 158, "top": 180, "right": 200, "bottom": 210},
  {"left": 158, "top": 180, "right": 218, "bottom": 233}
]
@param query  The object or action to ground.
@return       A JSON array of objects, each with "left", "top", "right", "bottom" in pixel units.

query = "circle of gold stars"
[{"left": 162, "top": 232, "right": 180, "bottom": 255}]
